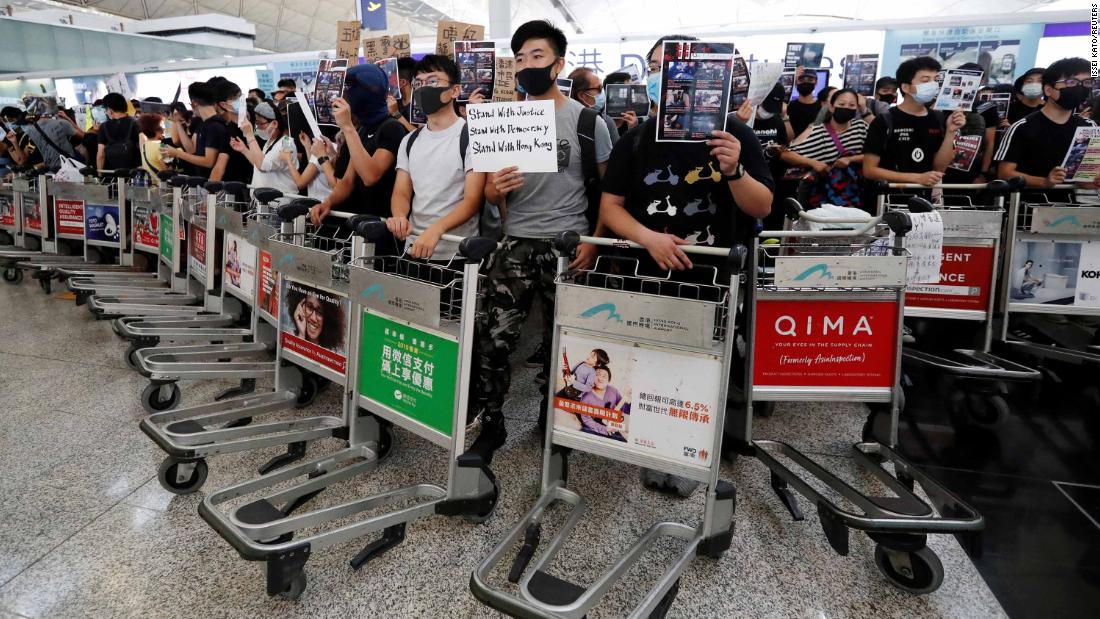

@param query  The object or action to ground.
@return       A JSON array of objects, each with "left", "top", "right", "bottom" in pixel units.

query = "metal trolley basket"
[
  {"left": 472, "top": 232, "right": 740, "bottom": 619},
  {"left": 729, "top": 201, "right": 984, "bottom": 595},
  {"left": 198, "top": 218, "right": 500, "bottom": 600},
  {"left": 0, "top": 167, "right": 86, "bottom": 283}
]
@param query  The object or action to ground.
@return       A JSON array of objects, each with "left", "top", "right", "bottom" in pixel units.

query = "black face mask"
[
  {"left": 413, "top": 86, "right": 451, "bottom": 116},
  {"left": 517, "top": 63, "right": 557, "bottom": 97},
  {"left": 878, "top": 93, "right": 896, "bottom": 105},
  {"left": 1053, "top": 85, "right": 1089, "bottom": 111},
  {"left": 832, "top": 108, "right": 857, "bottom": 124},
  {"left": 795, "top": 82, "right": 816, "bottom": 96}
]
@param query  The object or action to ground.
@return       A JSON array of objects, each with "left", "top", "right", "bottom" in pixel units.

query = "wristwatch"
[
  {"left": 316, "top": 156, "right": 330, "bottom": 166},
  {"left": 724, "top": 163, "right": 745, "bottom": 182},
  {"left": 390, "top": 111, "right": 402, "bottom": 119},
  {"left": 781, "top": 115, "right": 790, "bottom": 122}
]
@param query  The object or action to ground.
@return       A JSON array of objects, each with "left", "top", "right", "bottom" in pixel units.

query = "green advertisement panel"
[
  {"left": 358, "top": 310, "right": 458, "bottom": 438},
  {"left": 159, "top": 212, "right": 174, "bottom": 262}
]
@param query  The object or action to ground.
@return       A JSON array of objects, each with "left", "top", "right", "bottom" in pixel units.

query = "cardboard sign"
[
  {"left": 362, "top": 33, "right": 410, "bottom": 63},
  {"left": 753, "top": 298, "right": 899, "bottom": 388},
  {"left": 336, "top": 21, "right": 361, "bottom": 64},
  {"left": 466, "top": 100, "right": 557, "bottom": 173},
  {"left": 55, "top": 199, "right": 84, "bottom": 236},
  {"left": 493, "top": 56, "right": 517, "bottom": 102},
  {"left": 906, "top": 244, "right": 995, "bottom": 312},
  {"left": 435, "top": 21, "right": 484, "bottom": 56}
]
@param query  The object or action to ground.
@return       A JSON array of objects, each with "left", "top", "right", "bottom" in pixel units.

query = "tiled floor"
[{"left": 0, "top": 280, "right": 1009, "bottom": 618}]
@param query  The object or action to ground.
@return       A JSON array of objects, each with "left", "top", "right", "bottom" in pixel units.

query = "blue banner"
[
  {"left": 256, "top": 70, "right": 275, "bottom": 95},
  {"left": 85, "top": 204, "right": 120, "bottom": 244},
  {"left": 359, "top": 0, "right": 387, "bottom": 31}
]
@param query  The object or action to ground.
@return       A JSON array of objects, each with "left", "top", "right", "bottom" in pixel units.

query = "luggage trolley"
[
  {"left": 132, "top": 193, "right": 315, "bottom": 413},
  {"left": 1, "top": 167, "right": 85, "bottom": 284},
  {"left": 472, "top": 232, "right": 741, "bottom": 619},
  {"left": 881, "top": 180, "right": 1039, "bottom": 428},
  {"left": 0, "top": 179, "right": 16, "bottom": 247},
  {"left": 730, "top": 199, "right": 984, "bottom": 595},
  {"left": 139, "top": 197, "right": 346, "bottom": 494},
  {"left": 198, "top": 218, "right": 500, "bottom": 600},
  {"left": 998, "top": 184, "right": 1100, "bottom": 383}
]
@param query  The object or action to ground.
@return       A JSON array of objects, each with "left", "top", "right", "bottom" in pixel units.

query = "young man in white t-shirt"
[{"left": 388, "top": 54, "right": 486, "bottom": 259}]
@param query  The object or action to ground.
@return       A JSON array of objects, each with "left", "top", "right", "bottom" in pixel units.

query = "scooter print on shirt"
[
  {"left": 685, "top": 225, "right": 715, "bottom": 246},
  {"left": 683, "top": 197, "right": 716, "bottom": 217},
  {"left": 685, "top": 161, "right": 721, "bottom": 184},
  {"left": 643, "top": 165, "right": 680, "bottom": 186},
  {"left": 646, "top": 196, "right": 676, "bottom": 217}
]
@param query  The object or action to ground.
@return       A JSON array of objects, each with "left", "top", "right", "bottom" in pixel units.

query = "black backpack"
[
  {"left": 403, "top": 122, "right": 469, "bottom": 167},
  {"left": 104, "top": 118, "right": 138, "bottom": 170},
  {"left": 577, "top": 107, "right": 601, "bottom": 232}
]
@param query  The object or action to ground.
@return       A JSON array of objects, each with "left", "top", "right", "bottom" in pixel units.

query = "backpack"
[
  {"left": 577, "top": 107, "right": 601, "bottom": 232},
  {"left": 403, "top": 122, "right": 469, "bottom": 166},
  {"left": 103, "top": 118, "right": 138, "bottom": 170}
]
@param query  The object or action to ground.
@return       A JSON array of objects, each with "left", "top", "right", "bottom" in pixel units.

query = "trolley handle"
[
  {"left": 552, "top": 230, "right": 748, "bottom": 273},
  {"left": 184, "top": 175, "right": 206, "bottom": 189},
  {"left": 252, "top": 187, "right": 284, "bottom": 206},
  {"left": 276, "top": 197, "right": 320, "bottom": 222},
  {"left": 350, "top": 215, "right": 498, "bottom": 262},
  {"left": 878, "top": 176, "right": 1026, "bottom": 196}
]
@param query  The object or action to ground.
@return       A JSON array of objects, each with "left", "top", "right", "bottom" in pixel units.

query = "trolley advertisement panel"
[
  {"left": 159, "top": 210, "right": 174, "bottom": 264},
  {"left": 22, "top": 194, "right": 42, "bottom": 235},
  {"left": 257, "top": 249, "right": 279, "bottom": 322},
  {"left": 551, "top": 330, "right": 722, "bottom": 471},
  {"left": 1008, "top": 239, "right": 1100, "bottom": 308},
  {"left": 222, "top": 232, "right": 256, "bottom": 303},
  {"left": 84, "top": 203, "right": 121, "bottom": 246},
  {"left": 132, "top": 204, "right": 159, "bottom": 252},
  {"left": 906, "top": 242, "right": 995, "bottom": 313},
  {"left": 54, "top": 198, "right": 84, "bottom": 237},
  {"left": 0, "top": 193, "right": 14, "bottom": 229},
  {"left": 279, "top": 278, "right": 350, "bottom": 376},
  {"left": 188, "top": 225, "right": 207, "bottom": 281}
]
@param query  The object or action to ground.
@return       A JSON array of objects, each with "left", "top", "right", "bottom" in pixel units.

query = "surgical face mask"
[
  {"left": 516, "top": 63, "right": 557, "bottom": 97},
  {"left": 1053, "top": 84, "right": 1089, "bottom": 111},
  {"left": 796, "top": 82, "right": 816, "bottom": 96},
  {"left": 256, "top": 126, "right": 273, "bottom": 141},
  {"left": 832, "top": 107, "right": 857, "bottom": 124},
  {"left": 225, "top": 100, "right": 241, "bottom": 115},
  {"left": 593, "top": 91, "right": 606, "bottom": 110},
  {"left": 1021, "top": 82, "right": 1043, "bottom": 99},
  {"left": 910, "top": 81, "right": 939, "bottom": 104},
  {"left": 646, "top": 72, "right": 661, "bottom": 105},
  {"left": 413, "top": 86, "right": 451, "bottom": 116}
]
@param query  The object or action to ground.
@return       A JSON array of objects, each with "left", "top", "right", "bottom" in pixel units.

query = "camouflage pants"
[{"left": 474, "top": 237, "right": 558, "bottom": 417}]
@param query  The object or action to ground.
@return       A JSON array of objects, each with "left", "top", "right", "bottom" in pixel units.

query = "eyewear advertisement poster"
[
  {"left": 552, "top": 331, "right": 721, "bottom": 469},
  {"left": 362, "top": 34, "right": 411, "bottom": 64},
  {"left": 493, "top": 56, "right": 516, "bottom": 102},
  {"left": 1010, "top": 240, "right": 1100, "bottom": 307},
  {"left": 466, "top": 100, "right": 558, "bottom": 173},
  {"left": 188, "top": 225, "right": 207, "bottom": 281},
  {"left": 375, "top": 58, "right": 402, "bottom": 100},
  {"left": 933, "top": 69, "right": 983, "bottom": 111},
  {"left": 656, "top": 41, "right": 736, "bottom": 143},
  {"left": 132, "top": 205, "right": 159, "bottom": 251},
  {"left": 159, "top": 212, "right": 174, "bottom": 262},
  {"left": 85, "top": 204, "right": 120, "bottom": 244},
  {"left": 843, "top": 54, "right": 880, "bottom": 96},
  {"left": 22, "top": 196, "right": 42, "bottom": 234},
  {"left": 785, "top": 42, "right": 825, "bottom": 68},
  {"left": 257, "top": 250, "right": 279, "bottom": 319},
  {"left": 948, "top": 134, "right": 982, "bottom": 172},
  {"left": 1061, "top": 126, "right": 1100, "bottom": 182},
  {"left": 313, "top": 59, "right": 349, "bottom": 127},
  {"left": 55, "top": 199, "right": 84, "bottom": 236},
  {"left": 884, "top": 24, "right": 1042, "bottom": 86},
  {"left": 729, "top": 55, "right": 749, "bottom": 110},
  {"left": 455, "top": 41, "right": 496, "bottom": 102},
  {"left": 435, "top": 21, "right": 485, "bottom": 56},
  {"left": 358, "top": 311, "right": 458, "bottom": 437},
  {"left": 280, "top": 279, "right": 351, "bottom": 375},
  {"left": 223, "top": 232, "right": 257, "bottom": 302},
  {"left": 604, "top": 84, "right": 649, "bottom": 119},
  {"left": 0, "top": 196, "right": 14, "bottom": 228},
  {"left": 907, "top": 244, "right": 995, "bottom": 312},
  {"left": 752, "top": 299, "right": 899, "bottom": 388}
]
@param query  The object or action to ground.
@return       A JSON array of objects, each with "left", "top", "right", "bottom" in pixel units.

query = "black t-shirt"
[
  {"left": 332, "top": 119, "right": 407, "bottom": 217},
  {"left": 17, "top": 130, "right": 43, "bottom": 167},
  {"left": 994, "top": 110, "right": 1097, "bottom": 179},
  {"left": 223, "top": 122, "right": 254, "bottom": 184},
  {"left": 193, "top": 116, "right": 226, "bottom": 179},
  {"left": 602, "top": 113, "right": 774, "bottom": 250},
  {"left": 1007, "top": 97, "right": 1043, "bottom": 124},
  {"left": 864, "top": 107, "right": 945, "bottom": 174},
  {"left": 787, "top": 100, "right": 821, "bottom": 139},
  {"left": 97, "top": 117, "right": 140, "bottom": 168}
]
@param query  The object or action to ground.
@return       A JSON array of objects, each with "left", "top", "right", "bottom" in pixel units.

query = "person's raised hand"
[
  {"left": 1046, "top": 166, "right": 1067, "bottom": 188},
  {"left": 707, "top": 130, "right": 742, "bottom": 177},
  {"left": 491, "top": 166, "right": 524, "bottom": 196}
]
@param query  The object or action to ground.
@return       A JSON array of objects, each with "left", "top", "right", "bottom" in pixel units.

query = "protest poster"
[
  {"left": 493, "top": 56, "right": 516, "bottom": 102},
  {"left": 310, "top": 60, "right": 348, "bottom": 126},
  {"left": 54, "top": 199, "right": 84, "bottom": 236},
  {"left": 466, "top": 100, "right": 557, "bottom": 173},
  {"left": 778, "top": 70, "right": 795, "bottom": 101},
  {"left": 605, "top": 84, "right": 649, "bottom": 119},
  {"left": 407, "top": 88, "right": 427, "bottom": 125},
  {"left": 454, "top": 40, "right": 496, "bottom": 101},
  {"left": 656, "top": 41, "right": 735, "bottom": 143},
  {"left": 556, "top": 78, "right": 573, "bottom": 98},
  {"left": 728, "top": 55, "right": 749, "bottom": 111},
  {"left": 376, "top": 58, "right": 401, "bottom": 100},
  {"left": 551, "top": 331, "right": 722, "bottom": 469},
  {"left": 977, "top": 92, "right": 1012, "bottom": 121},
  {"left": 436, "top": 21, "right": 484, "bottom": 56},
  {"left": 280, "top": 279, "right": 351, "bottom": 374},
  {"left": 336, "top": 21, "right": 361, "bottom": 64},
  {"left": 257, "top": 250, "right": 279, "bottom": 319},
  {"left": 785, "top": 42, "right": 825, "bottom": 68},
  {"left": 746, "top": 62, "right": 785, "bottom": 106},
  {"left": 948, "top": 134, "right": 982, "bottom": 173},
  {"left": 362, "top": 34, "right": 411, "bottom": 63},
  {"left": 1060, "top": 126, "right": 1100, "bottom": 182},
  {"left": 843, "top": 54, "right": 880, "bottom": 96},
  {"left": 132, "top": 204, "right": 158, "bottom": 251},
  {"left": 223, "top": 232, "right": 257, "bottom": 302},
  {"left": 933, "top": 69, "right": 983, "bottom": 111}
]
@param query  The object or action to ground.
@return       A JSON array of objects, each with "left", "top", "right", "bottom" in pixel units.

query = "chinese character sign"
[
  {"left": 436, "top": 21, "right": 484, "bottom": 56},
  {"left": 358, "top": 311, "right": 458, "bottom": 437},
  {"left": 362, "top": 33, "right": 411, "bottom": 63},
  {"left": 493, "top": 56, "right": 516, "bottom": 102},
  {"left": 336, "top": 21, "right": 361, "bottom": 64}
]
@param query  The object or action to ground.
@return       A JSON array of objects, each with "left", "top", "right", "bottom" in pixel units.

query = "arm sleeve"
[
  {"left": 377, "top": 119, "right": 407, "bottom": 154},
  {"left": 863, "top": 115, "right": 887, "bottom": 157},
  {"left": 204, "top": 122, "right": 227, "bottom": 151},
  {"left": 600, "top": 129, "right": 636, "bottom": 197},
  {"left": 572, "top": 365, "right": 597, "bottom": 394},
  {"left": 993, "top": 119, "right": 1026, "bottom": 163},
  {"left": 97, "top": 127, "right": 108, "bottom": 146}
]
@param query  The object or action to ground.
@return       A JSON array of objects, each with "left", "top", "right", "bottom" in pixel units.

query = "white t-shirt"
[
  {"left": 395, "top": 118, "right": 477, "bottom": 259},
  {"left": 307, "top": 158, "right": 332, "bottom": 201},
  {"left": 251, "top": 136, "right": 299, "bottom": 196}
]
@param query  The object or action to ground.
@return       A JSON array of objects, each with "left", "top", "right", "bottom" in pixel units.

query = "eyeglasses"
[
  {"left": 300, "top": 301, "right": 323, "bottom": 318},
  {"left": 647, "top": 62, "right": 661, "bottom": 75},
  {"left": 412, "top": 77, "right": 452, "bottom": 88},
  {"left": 1056, "top": 78, "right": 1096, "bottom": 89}
]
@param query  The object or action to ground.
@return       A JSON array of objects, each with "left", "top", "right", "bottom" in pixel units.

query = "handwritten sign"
[
  {"left": 362, "top": 33, "right": 410, "bottom": 63},
  {"left": 493, "top": 57, "right": 516, "bottom": 102},
  {"left": 466, "top": 100, "right": 557, "bottom": 173},
  {"left": 336, "top": 21, "right": 361, "bottom": 64},
  {"left": 898, "top": 211, "right": 944, "bottom": 284},
  {"left": 436, "top": 21, "right": 484, "bottom": 56},
  {"left": 746, "top": 62, "right": 784, "bottom": 106}
]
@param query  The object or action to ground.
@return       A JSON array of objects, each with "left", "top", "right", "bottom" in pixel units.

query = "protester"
[
  {"left": 247, "top": 88, "right": 266, "bottom": 104},
  {"left": 467, "top": 20, "right": 612, "bottom": 464},
  {"left": 21, "top": 105, "right": 78, "bottom": 169},
  {"left": 1, "top": 107, "right": 37, "bottom": 169},
  {"left": 97, "top": 92, "right": 141, "bottom": 171},
  {"left": 569, "top": 66, "right": 620, "bottom": 144},
  {"left": 136, "top": 113, "right": 165, "bottom": 180},
  {"left": 752, "top": 83, "right": 794, "bottom": 228},
  {"left": 286, "top": 131, "right": 337, "bottom": 200},
  {"left": 229, "top": 102, "right": 298, "bottom": 194},
  {"left": 811, "top": 85, "right": 838, "bottom": 125},
  {"left": 1007, "top": 67, "right": 1045, "bottom": 123},
  {"left": 386, "top": 56, "right": 417, "bottom": 132},
  {"left": 161, "top": 82, "right": 222, "bottom": 178},
  {"left": 603, "top": 71, "right": 640, "bottom": 134},
  {"left": 787, "top": 67, "right": 821, "bottom": 138},
  {"left": 273, "top": 78, "right": 297, "bottom": 102},
  {"left": 944, "top": 63, "right": 1000, "bottom": 184},
  {"left": 781, "top": 88, "right": 868, "bottom": 209},
  {"left": 387, "top": 54, "right": 485, "bottom": 260},
  {"left": 868, "top": 76, "right": 899, "bottom": 117}
]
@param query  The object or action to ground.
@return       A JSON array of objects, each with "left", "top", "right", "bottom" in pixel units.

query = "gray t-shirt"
[
  {"left": 396, "top": 118, "right": 477, "bottom": 259},
  {"left": 25, "top": 117, "right": 76, "bottom": 168},
  {"left": 503, "top": 98, "right": 612, "bottom": 239}
]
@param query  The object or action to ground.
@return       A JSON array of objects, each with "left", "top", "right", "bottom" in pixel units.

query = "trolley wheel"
[
  {"left": 375, "top": 425, "right": 394, "bottom": 461},
  {"left": 967, "top": 393, "right": 1009, "bottom": 425},
  {"left": 141, "top": 382, "right": 181, "bottom": 413},
  {"left": 38, "top": 275, "right": 51, "bottom": 294},
  {"left": 873, "top": 544, "right": 944, "bottom": 595},
  {"left": 2, "top": 267, "right": 23, "bottom": 285},
  {"left": 295, "top": 374, "right": 321, "bottom": 408},
  {"left": 157, "top": 457, "right": 208, "bottom": 494},
  {"left": 278, "top": 570, "right": 307, "bottom": 600},
  {"left": 465, "top": 470, "right": 501, "bottom": 525},
  {"left": 753, "top": 400, "right": 775, "bottom": 418},
  {"left": 124, "top": 345, "right": 143, "bottom": 371}
]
